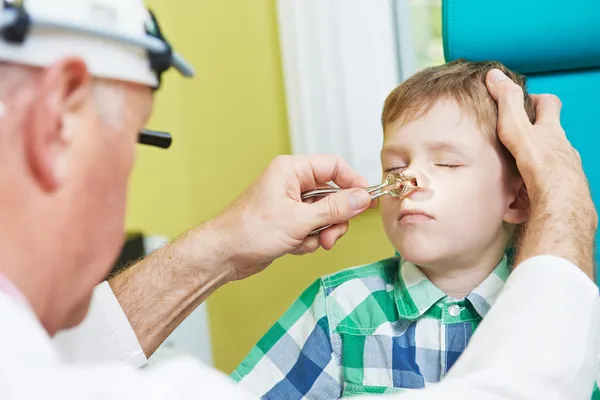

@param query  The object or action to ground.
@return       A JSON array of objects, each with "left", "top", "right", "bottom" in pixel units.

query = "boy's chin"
[
  {"left": 399, "top": 253, "right": 438, "bottom": 267},
  {"left": 397, "top": 255, "right": 456, "bottom": 272},
  {"left": 395, "top": 244, "right": 449, "bottom": 268},
  {"left": 397, "top": 245, "right": 477, "bottom": 273}
]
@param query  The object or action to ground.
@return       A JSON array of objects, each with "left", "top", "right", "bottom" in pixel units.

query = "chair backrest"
[{"left": 443, "top": 0, "right": 600, "bottom": 278}]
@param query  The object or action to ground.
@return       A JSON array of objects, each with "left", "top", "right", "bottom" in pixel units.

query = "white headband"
[{"left": 0, "top": 0, "right": 194, "bottom": 89}]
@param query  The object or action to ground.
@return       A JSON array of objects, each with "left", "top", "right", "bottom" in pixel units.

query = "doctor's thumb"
[{"left": 310, "top": 189, "right": 371, "bottom": 228}]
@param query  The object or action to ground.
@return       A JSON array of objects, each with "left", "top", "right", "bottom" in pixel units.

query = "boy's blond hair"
[{"left": 381, "top": 59, "right": 536, "bottom": 174}]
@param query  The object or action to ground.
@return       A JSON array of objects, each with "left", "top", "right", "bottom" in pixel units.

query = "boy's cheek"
[
  {"left": 379, "top": 197, "right": 394, "bottom": 210},
  {"left": 379, "top": 207, "right": 394, "bottom": 228},
  {"left": 380, "top": 202, "right": 400, "bottom": 235}
]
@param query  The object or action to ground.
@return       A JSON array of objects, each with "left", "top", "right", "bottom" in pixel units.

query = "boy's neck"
[{"left": 417, "top": 253, "right": 505, "bottom": 300}]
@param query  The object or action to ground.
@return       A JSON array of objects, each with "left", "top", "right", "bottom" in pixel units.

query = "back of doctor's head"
[
  {"left": 0, "top": 58, "right": 153, "bottom": 335},
  {"left": 0, "top": 62, "right": 126, "bottom": 125}
]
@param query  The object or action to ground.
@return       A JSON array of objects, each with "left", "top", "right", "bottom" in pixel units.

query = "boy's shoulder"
[
  {"left": 313, "top": 256, "right": 402, "bottom": 334},
  {"left": 318, "top": 256, "right": 400, "bottom": 296}
]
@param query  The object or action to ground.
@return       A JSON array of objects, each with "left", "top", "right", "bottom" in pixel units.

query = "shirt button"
[{"left": 448, "top": 305, "right": 461, "bottom": 317}]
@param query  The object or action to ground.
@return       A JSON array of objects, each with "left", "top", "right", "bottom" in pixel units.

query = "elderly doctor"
[{"left": 0, "top": 0, "right": 598, "bottom": 399}]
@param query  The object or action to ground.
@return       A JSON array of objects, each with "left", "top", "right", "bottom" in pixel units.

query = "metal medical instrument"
[{"left": 301, "top": 171, "right": 418, "bottom": 235}]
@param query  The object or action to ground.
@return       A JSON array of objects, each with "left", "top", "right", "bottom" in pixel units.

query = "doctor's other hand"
[
  {"left": 486, "top": 68, "right": 597, "bottom": 278},
  {"left": 213, "top": 154, "right": 373, "bottom": 281},
  {"left": 486, "top": 68, "right": 590, "bottom": 204}
]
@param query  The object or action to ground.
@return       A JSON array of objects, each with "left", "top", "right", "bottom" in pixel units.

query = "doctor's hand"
[
  {"left": 213, "top": 154, "right": 373, "bottom": 281},
  {"left": 109, "top": 154, "right": 372, "bottom": 357},
  {"left": 486, "top": 69, "right": 587, "bottom": 198},
  {"left": 486, "top": 68, "right": 597, "bottom": 278}
]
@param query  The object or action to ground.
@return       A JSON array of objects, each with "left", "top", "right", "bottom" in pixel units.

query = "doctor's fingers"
[
  {"left": 319, "top": 222, "right": 349, "bottom": 251},
  {"left": 532, "top": 94, "right": 563, "bottom": 128},
  {"left": 307, "top": 189, "right": 371, "bottom": 231},
  {"left": 531, "top": 94, "right": 581, "bottom": 161},
  {"left": 290, "top": 221, "right": 350, "bottom": 255},
  {"left": 485, "top": 69, "right": 532, "bottom": 154},
  {"left": 290, "top": 235, "right": 321, "bottom": 255},
  {"left": 279, "top": 154, "right": 369, "bottom": 192}
]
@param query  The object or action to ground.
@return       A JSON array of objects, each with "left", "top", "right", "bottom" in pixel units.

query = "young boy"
[{"left": 231, "top": 60, "right": 536, "bottom": 398}]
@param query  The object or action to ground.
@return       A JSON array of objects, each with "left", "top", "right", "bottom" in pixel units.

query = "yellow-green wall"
[{"left": 127, "top": 0, "right": 393, "bottom": 373}]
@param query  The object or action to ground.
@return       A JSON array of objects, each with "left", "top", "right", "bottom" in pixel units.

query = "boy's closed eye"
[
  {"left": 382, "top": 160, "right": 465, "bottom": 172},
  {"left": 383, "top": 165, "right": 408, "bottom": 173},
  {"left": 434, "top": 157, "right": 465, "bottom": 169},
  {"left": 435, "top": 164, "right": 462, "bottom": 169}
]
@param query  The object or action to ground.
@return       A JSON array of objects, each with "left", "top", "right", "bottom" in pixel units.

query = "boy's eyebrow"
[
  {"left": 426, "top": 141, "right": 467, "bottom": 154},
  {"left": 381, "top": 140, "right": 472, "bottom": 158}
]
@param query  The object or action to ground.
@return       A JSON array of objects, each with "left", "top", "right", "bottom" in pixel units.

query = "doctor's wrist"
[
  {"left": 183, "top": 219, "right": 238, "bottom": 286},
  {"left": 517, "top": 174, "right": 597, "bottom": 279}
]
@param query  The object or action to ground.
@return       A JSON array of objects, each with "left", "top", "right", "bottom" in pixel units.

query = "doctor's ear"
[
  {"left": 505, "top": 183, "right": 529, "bottom": 225},
  {"left": 25, "top": 58, "right": 92, "bottom": 192}
]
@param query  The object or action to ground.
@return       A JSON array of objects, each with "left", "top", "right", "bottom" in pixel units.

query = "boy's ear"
[{"left": 505, "top": 182, "right": 529, "bottom": 224}]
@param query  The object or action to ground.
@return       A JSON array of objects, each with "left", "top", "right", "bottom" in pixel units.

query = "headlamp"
[{"left": 0, "top": 0, "right": 193, "bottom": 149}]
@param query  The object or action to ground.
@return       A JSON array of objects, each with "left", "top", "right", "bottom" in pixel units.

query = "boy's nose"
[{"left": 402, "top": 168, "right": 428, "bottom": 190}]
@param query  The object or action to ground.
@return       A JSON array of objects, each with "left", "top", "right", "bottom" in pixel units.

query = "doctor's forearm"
[
  {"left": 108, "top": 220, "right": 235, "bottom": 358},
  {"left": 514, "top": 170, "right": 597, "bottom": 278}
]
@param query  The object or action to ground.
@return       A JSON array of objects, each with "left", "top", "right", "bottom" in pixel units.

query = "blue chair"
[{"left": 443, "top": 0, "right": 600, "bottom": 279}]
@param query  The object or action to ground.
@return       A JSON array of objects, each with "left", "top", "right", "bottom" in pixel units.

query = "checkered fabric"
[
  {"left": 234, "top": 256, "right": 504, "bottom": 398},
  {"left": 233, "top": 256, "right": 600, "bottom": 399}
]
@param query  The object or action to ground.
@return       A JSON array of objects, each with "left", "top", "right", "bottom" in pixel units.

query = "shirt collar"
[
  {"left": 465, "top": 255, "right": 510, "bottom": 317},
  {"left": 394, "top": 255, "right": 510, "bottom": 320}
]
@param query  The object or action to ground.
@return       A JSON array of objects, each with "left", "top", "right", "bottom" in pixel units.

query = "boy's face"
[{"left": 380, "top": 99, "right": 525, "bottom": 270}]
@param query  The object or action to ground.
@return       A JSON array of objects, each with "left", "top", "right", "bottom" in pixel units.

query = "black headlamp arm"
[
  {"left": 145, "top": 9, "right": 171, "bottom": 90},
  {"left": 138, "top": 129, "right": 172, "bottom": 149},
  {"left": 1, "top": 0, "right": 30, "bottom": 43}
]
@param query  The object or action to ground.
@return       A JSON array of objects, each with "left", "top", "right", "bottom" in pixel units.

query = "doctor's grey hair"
[
  {"left": 0, "top": 62, "right": 32, "bottom": 102},
  {"left": 92, "top": 78, "right": 125, "bottom": 131},
  {"left": 0, "top": 62, "right": 124, "bottom": 130}
]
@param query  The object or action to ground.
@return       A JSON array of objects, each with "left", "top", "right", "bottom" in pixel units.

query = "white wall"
[{"left": 276, "top": 0, "right": 404, "bottom": 185}]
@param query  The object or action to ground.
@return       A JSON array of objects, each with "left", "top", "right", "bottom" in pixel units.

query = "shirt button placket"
[{"left": 448, "top": 304, "right": 461, "bottom": 318}]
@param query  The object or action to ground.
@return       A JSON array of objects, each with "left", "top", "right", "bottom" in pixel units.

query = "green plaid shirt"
[{"left": 233, "top": 256, "right": 600, "bottom": 399}]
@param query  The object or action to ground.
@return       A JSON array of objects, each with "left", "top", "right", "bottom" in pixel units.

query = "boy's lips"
[{"left": 398, "top": 209, "right": 434, "bottom": 222}]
